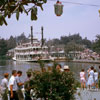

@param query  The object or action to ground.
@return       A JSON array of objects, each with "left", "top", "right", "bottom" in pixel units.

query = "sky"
[{"left": 0, "top": 0, "right": 100, "bottom": 40}]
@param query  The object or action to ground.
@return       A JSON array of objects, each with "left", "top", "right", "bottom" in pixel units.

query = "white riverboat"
[{"left": 13, "top": 26, "right": 52, "bottom": 62}]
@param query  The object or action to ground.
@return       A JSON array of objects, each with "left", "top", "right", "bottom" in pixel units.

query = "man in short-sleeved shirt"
[
  {"left": 8, "top": 70, "right": 19, "bottom": 100},
  {"left": 1, "top": 73, "right": 9, "bottom": 100},
  {"left": 16, "top": 71, "right": 24, "bottom": 100}
]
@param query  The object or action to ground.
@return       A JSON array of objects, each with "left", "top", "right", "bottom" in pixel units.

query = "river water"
[{"left": 0, "top": 60, "right": 100, "bottom": 83}]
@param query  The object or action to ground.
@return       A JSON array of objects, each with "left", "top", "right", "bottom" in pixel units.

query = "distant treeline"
[
  {"left": 46, "top": 34, "right": 92, "bottom": 53},
  {"left": 46, "top": 33, "right": 100, "bottom": 54},
  {"left": 47, "top": 34, "right": 92, "bottom": 48},
  {"left": 0, "top": 33, "right": 100, "bottom": 57},
  {"left": 0, "top": 33, "right": 29, "bottom": 57}
]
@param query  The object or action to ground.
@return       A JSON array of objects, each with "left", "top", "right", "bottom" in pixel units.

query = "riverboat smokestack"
[
  {"left": 41, "top": 26, "right": 44, "bottom": 47},
  {"left": 31, "top": 26, "right": 33, "bottom": 44}
]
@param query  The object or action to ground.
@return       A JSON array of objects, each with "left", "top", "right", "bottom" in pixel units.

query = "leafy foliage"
[
  {"left": 0, "top": 39, "right": 8, "bottom": 56},
  {"left": 0, "top": 33, "right": 29, "bottom": 56},
  {"left": 27, "top": 68, "right": 76, "bottom": 100},
  {"left": 64, "top": 42, "right": 84, "bottom": 53},
  {"left": 16, "top": 33, "right": 29, "bottom": 43},
  {"left": 92, "top": 35, "right": 100, "bottom": 54},
  {"left": 47, "top": 34, "right": 92, "bottom": 49},
  {"left": 61, "top": 34, "right": 82, "bottom": 45},
  {"left": 0, "top": 0, "right": 47, "bottom": 26},
  {"left": 7, "top": 35, "right": 16, "bottom": 49},
  {"left": 82, "top": 37, "right": 92, "bottom": 48}
]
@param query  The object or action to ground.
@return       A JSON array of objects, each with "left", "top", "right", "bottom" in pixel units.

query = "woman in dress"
[
  {"left": 80, "top": 69, "right": 86, "bottom": 90},
  {"left": 87, "top": 66, "right": 94, "bottom": 90}
]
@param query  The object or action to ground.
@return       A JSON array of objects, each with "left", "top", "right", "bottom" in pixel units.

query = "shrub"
[{"left": 27, "top": 68, "right": 76, "bottom": 100}]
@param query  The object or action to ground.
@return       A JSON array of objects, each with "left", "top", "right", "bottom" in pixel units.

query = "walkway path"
[
  {"left": 75, "top": 88, "right": 100, "bottom": 100},
  {"left": 0, "top": 89, "right": 100, "bottom": 100}
]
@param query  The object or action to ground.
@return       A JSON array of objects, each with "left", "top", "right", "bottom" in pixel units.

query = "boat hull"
[{"left": 12, "top": 57, "right": 52, "bottom": 62}]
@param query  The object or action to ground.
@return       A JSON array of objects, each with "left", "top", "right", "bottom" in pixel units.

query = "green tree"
[
  {"left": 0, "top": 39, "right": 8, "bottom": 56},
  {"left": 82, "top": 37, "right": 92, "bottom": 48},
  {"left": 92, "top": 35, "right": 100, "bottom": 54},
  {"left": 64, "top": 42, "right": 84, "bottom": 53},
  {"left": 7, "top": 35, "right": 16, "bottom": 49},
  {"left": 60, "top": 33, "right": 82, "bottom": 45},
  {"left": 0, "top": 0, "right": 47, "bottom": 26},
  {"left": 46, "top": 33, "right": 92, "bottom": 49},
  {"left": 16, "top": 33, "right": 29, "bottom": 43}
]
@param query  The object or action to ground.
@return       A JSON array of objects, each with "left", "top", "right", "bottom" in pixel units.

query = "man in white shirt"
[
  {"left": 8, "top": 70, "right": 19, "bottom": 100},
  {"left": 1, "top": 73, "right": 9, "bottom": 100}
]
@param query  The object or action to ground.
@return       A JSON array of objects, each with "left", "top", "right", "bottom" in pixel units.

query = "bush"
[
  {"left": 27, "top": 68, "right": 76, "bottom": 100},
  {"left": 0, "top": 55, "right": 11, "bottom": 60}
]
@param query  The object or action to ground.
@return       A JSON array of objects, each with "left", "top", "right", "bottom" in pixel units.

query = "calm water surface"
[{"left": 0, "top": 60, "right": 100, "bottom": 82}]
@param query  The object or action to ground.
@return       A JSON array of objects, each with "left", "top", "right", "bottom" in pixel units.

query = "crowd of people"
[
  {"left": 0, "top": 70, "right": 32, "bottom": 100},
  {"left": 0, "top": 64, "right": 70, "bottom": 100},
  {"left": 0, "top": 64, "right": 100, "bottom": 100},
  {"left": 80, "top": 66, "right": 100, "bottom": 91}
]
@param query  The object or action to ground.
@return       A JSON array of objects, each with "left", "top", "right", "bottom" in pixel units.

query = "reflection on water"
[{"left": 0, "top": 60, "right": 100, "bottom": 82}]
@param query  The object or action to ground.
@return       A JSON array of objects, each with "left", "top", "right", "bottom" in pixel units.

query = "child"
[
  {"left": 80, "top": 69, "right": 86, "bottom": 90},
  {"left": 94, "top": 69, "right": 99, "bottom": 91}
]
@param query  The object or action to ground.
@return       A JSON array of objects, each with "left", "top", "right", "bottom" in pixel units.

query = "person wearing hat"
[
  {"left": 63, "top": 65, "right": 70, "bottom": 72},
  {"left": 1, "top": 73, "right": 9, "bottom": 100}
]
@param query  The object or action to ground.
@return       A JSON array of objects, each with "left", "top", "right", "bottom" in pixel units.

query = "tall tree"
[
  {"left": 60, "top": 33, "right": 82, "bottom": 45},
  {"left": 7, "top": 35, "right": 16, "bottom": 49},
  {"left": 64, "top": 42, "right": 84, "bottom": 53},
  {"left": 16, "top": 33, "right": 29, "bottom": 43},
  {"left": 92, "top": 35, "right": 100, "bottom": 54},
  {"left": 82, "top": 37, "right": 92, "bottom": 48},
  {"left": 0, "top": 39, "right": 8, "bottom": 56}
]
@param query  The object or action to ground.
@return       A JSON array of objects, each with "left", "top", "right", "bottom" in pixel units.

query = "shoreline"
[
  {"left": 1, "top": 59, "right": 100, "bottom": 64},
  {"left": 71, "top": 60, "right": 100, "bottom": 64},
  {"left": 54, "top": 59, "right": 100, "bottom": 64}
]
